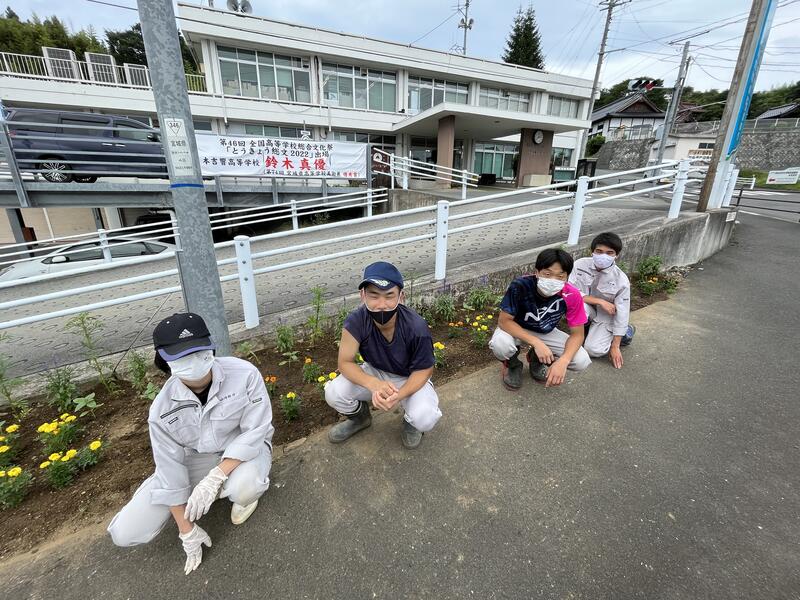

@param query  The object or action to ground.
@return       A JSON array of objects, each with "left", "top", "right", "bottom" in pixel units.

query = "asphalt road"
[{"left": 3, "top": 211, "right": 798, "bottom": 599}]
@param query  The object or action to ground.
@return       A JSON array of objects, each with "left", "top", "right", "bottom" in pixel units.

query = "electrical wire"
[{"left": 409, "top": 10, "right": 460, "bottom": 46}]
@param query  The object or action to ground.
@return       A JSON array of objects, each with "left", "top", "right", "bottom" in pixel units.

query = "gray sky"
[{"left": 6, "top": 0, "right": 800, "bottom": 92}]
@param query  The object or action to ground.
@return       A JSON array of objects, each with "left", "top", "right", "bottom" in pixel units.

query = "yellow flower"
[
  {"left": 433, "top": 342, "right": 446, "bottom": 350},
  {"left": 64, "top": 415, "right": 77, "bottom": 423},
  {"left": 60, "top": 455, "right": 71, "bottom": 462},
  {"left": 471, "top": 322, "right": 479, "bottom": 327},
  {"left": 286, "top": 392, "right": 296, "bottom": 399},
  {"left": 0, "top": 471, "right": 5, "bottom": 478},
  {"left": 48, "top": 452, "right": 62, "bottom": 461},
  {"left": 476, "top": 316, "right": 483, "bottom": 321},
  {"left": 481, "top": 325, "right": 488, "bottom": 331},
  {"left": 317, "top": 376, "right": 326, "bottom": 383},
  {"left": 328, "top": 372, "right": 338, "bottom": 380},
  {"left": 457, "top": 321, "right": 464, "bottom": 326},
  {"left": 40, "top": 461, "right": 51, "bottom": 469},
  {"left": 51, "top": 428, "right": 60, "bottom": 435},
  {"left": 5, "top": 424, "right": 19, "bottom": 433},
  {"left": 59, "top": 413, "right": 70, "bottom": 421},
  {"left": 7, "top": 467, "right": 22, "bottom": 477},
  {"left": 270, "top": 376, "right": 277, "bottom": 383},
  {"left": 448, "top": 322, "right": 455, "bottom": 327},
  {"left": 65, "top": 449, "right": 78, "bottom": 459},
  {"left": 304, "top": 357, "right": 312, "bottom": 364},
  {"left": 89, "top": 440, "right": 102, "bottom": 451},
  {"left": 485, "top": 315, "right": 493, "bottom": 320},
  {"left": 0, "top": 445, "right": 9, "bottom": 453},
  {"left": 0, "top": 436, "right": 5, "bottom": 442}
]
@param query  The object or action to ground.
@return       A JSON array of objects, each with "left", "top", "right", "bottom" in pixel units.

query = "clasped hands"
[{"left": 369, "top": 379, "right": 402, "bottom": 411}]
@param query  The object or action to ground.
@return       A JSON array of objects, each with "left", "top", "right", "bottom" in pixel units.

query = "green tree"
[
  {"left": 747, "top": 81, "right": 800, "bottom": 118},
  {"left": 502, "top": 6, "right": 545, "bottom": 70},
  {"left": 0, "top": 11, "right": 106, "bottom": 59},
  {"left": 680, "top": 86, "right": 728, "bottom": 121},
  {"left": 105, "top": 22, "right": 197, "bottom": 73}
]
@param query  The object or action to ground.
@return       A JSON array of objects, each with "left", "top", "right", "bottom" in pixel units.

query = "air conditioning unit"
[
  {"left": 43, "top": 47, "right": 79, "bottom": 80},
  {"left": 360, "top": 68, "right": 368, "bottom": 77},
  {"left": 124, "top": 63, "right": 150, "bottom": 87},
  {"left": 86, "top": 52, "right": 119, "bottom": 84}
]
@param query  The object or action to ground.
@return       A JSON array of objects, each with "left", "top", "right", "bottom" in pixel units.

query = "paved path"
[
  {"left": 3, "top": 212, "right": 798, "bottom": 599},
  {"left": 1, "top": 189, "right": 674, "bottom": 376}
]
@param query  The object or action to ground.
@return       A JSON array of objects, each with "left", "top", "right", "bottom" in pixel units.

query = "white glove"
[
  {"left": 184, "top": 466, "right": 228, "bottom": 522},
  {"left": 179, "top": 524, "right": 212, "bottom": 575}
]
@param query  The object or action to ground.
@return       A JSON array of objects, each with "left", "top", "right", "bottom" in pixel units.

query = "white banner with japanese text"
[{"left": 195, "top": 134, "right": 368, "bottom": 178}]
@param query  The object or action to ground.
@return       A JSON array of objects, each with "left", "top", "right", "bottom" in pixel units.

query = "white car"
[{"left": 0, "top": 237, "right": 176, "bottom": 282}]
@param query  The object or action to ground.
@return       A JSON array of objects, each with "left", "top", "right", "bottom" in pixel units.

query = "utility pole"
[
  {"left": 655, "top": 42, "right": 691, "bottom": 166},
  {"left": 578, "top": 0, "right": 628, "bottom": 158},
  {"left": 458, "top": 1, "right": 473, "bottom": 56},
  {"left": 137, "top": 0, "right": 231, "bottom": 355},
  {"left": 697, "top": 0, "right": 776, "bottom": 212}
]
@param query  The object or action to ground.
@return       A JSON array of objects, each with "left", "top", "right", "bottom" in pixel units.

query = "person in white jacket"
[
  {"left": 568, "top": 232, "right": 635, "bottom": 369},
  {"left": 107, "top": 312, "right": 274, "bottom": 575}
]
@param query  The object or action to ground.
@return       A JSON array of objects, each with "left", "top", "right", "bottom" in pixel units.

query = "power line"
[{"left": 409, "top": 9, "right": 461, "bottom": 46}]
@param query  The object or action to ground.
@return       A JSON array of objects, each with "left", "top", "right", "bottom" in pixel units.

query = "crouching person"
[
  {"left": 108, "top": 312, "right": 274, "bottom": 575},
  {"left": 568, "top": 232, "right": 634, "bottom": 369},
  {"left": 325, "top": 261, "right": 441, "bottom": 449},
  {"left": 490, "top": 248, "right": 591, "bottom": 389}
]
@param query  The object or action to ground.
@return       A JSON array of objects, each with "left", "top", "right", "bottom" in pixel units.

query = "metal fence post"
[
  {"left": 234, "top": 235, "right": 259, "bottom": 329},
  {"left": 366, "top": 188, "right": 373, "bottom": 218},
  {"left": 214, "top": 176, "right": 224, "bottom": 207},
  {"left": 401, "top": 157, "right": 409, "bottom": 190},
  {"left": 97, "top": 228, "right": 112, "bottom": 263},
  {"left": 389, "top": 154, "right": 395, "bottom": 190},
  {"left": 434, "top": 200, "right": 449, "bottom": 281},
  {"left": 0, "top": 119, "right": 30, "bottom": 208},
  {"left": 722, "top": 167, "right": 739, "bottom": 208},
  {"left": 290, "top": 198, "right": 299, "bottom": 230},
  {"left": 271, "top": 177, "right": 279, "bottom": 204},
  {"left": 566, "top": 176, "right": 589, "bottom": 245},
  {"left": 461, "top": 170, "right": 467, "bottom": 200},
  {"left": 668, "top": 159, "right": 690, "bottom": 219}
]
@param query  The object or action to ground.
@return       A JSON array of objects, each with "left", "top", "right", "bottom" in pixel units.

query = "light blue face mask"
[{"left": 592, "top": 253, "right": 616, "bottom": 269}]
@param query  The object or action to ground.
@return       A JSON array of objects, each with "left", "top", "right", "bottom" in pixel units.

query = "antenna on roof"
[{"left": 226, "top": 0, "right": 253, "bottom": 14}]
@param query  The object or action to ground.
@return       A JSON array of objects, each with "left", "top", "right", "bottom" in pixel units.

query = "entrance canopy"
[{"left": 392, "top": 103, "right": 589, "bottom": 139}]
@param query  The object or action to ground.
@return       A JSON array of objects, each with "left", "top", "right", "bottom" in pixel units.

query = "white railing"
[
  {"left": 0, "top": 51, "right": 207, "bottom": 93},
  {"left": 373, "top": 148, "right": 479, "bottom": 200},
  {"left": 1, "top": 160, "right": 694, "bottom": 331},
  {"left": 672, "top": 118, "right": 800, "bottom": 136}
]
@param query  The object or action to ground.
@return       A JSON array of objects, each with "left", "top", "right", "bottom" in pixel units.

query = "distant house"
[
  {"left": 755, "top": 102, "right": 800, "bottom": 120},
  {"left": 590, "top": 93, "right": 665, "bottom": 141}
]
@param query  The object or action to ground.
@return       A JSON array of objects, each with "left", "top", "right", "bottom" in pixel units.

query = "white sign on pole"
[
  {"left": 161, "top": 117, "right": 195, "bottom": 177},
  {"left": 766, "top": 168, "right": 800, "bottom": 185},
  {"left": 195, "top": 134, "right": 368, "bottom": 178}
]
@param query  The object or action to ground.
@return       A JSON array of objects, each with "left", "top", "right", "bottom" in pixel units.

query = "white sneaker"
[{"left": 230, "top": 500, "right": 259, "bottom": 525}]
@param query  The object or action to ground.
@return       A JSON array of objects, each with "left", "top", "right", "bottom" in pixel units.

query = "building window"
[
  {"left": 321, "top": 63, "right": 396, "bottom": 112},
  {"left": 551, "top": 147, "right": 573, "bottom": 167},
  {"left": 698, "top": 142, "right": 715, "bottom": 149},
  {"left": 478, "top": 87, "right": 530, "bottom": 112},
  {"left": 407, "top": 77, "right": 468, "bottom": 114},
  {"left": 218, "top": 46, "right": 311, "bottom": 103},
  {"left": 547, "top": 95, "right": 580, "bottom": 119},
  {"left": 331, "top": 130, "right": 396, "bottom": 148},
  {"left": 241, "top": 123, "right": 301, "bottom": 138},
  {"left": 473, "top": 142, "right": 518, "bottom": 179}
]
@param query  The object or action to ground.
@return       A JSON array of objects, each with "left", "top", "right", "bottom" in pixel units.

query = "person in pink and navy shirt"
[{"left": 489, "top": 248, "right": 590, "bottom": 390}]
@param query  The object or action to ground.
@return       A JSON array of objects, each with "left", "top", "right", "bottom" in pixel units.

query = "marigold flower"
[
  {"left": 457, "top": 321, "right": 464, "bottom": 326},
  {"left": 448, "top": 322, "right": 455, "bottom": 327},
  {"left": 65, "top": 449, "right": 78, "bottom": 459},
  {"left": 0, "top": 445, "right": 9, "bottom": 453},
  {"left": 286, "top": 392, "right": 297, "bottom": 399},
  {"left": 317, "top": 376, "right": 326, "bottom": 383},
  {"left": 48, "top": 452, "right": 62, "bottom": 461},
  {"left": 270, "top": 376, "right": 277, "bottom": 383},
  {"left": 60, "top": 455, "right": 71, "bottom": 462},
  {"left": 476, "top": 316, "right": 483, "bottom": 321},
  {"left": 64, "top": 415, "right": 77, "bottom": 423},
  {"left": 486, "top": 315, "right": 493, "bottom": 320},
  {"left": 433, "top": 342, "right": 446, "bottom": 350},
  {"left": 0, "top": 436, "right": 5, "bottom": 442},
  {"left": 5, "top": 424, "right": 19, "bottom": 433},
  {"left": 304, "top": 357, "right": 312, "bottom": 364},
  {"left": 59, "top": 413, "right": 70, "bottom": 421},
  {"left": 89, "top": 440, "right": 102, "bottom": 451},
  {"left": 7, "top": 466, "right": 22, "bottom": 477},
  {"left": 328, "top": 372, "right": 337, "bottom": 380},
  {"left": 471, "top": 322, "right": 479, "bottom": 327},
  {"left": 481, "top": 325, "right": 488, "bottom": 331},
  {"left": 40, "top": 461, "right": 51, "bottom": 469},
  {"left": 0, "top": 470, "right": 5, "bottom": 477}
]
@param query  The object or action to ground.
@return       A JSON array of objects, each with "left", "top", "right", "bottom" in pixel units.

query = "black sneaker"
[
  {"left": 502, "top": 350, "right": 523, "bottom": 390},
  {"left": 526, "top": 349, "right": 549, "bottom": 383},
  {"left": 620, "top": 324, "right": 636, "bottom": 347}
]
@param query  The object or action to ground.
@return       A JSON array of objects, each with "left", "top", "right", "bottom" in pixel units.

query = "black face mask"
[{"left": 367, "top": 306, "right": 398, "bottom": 326}]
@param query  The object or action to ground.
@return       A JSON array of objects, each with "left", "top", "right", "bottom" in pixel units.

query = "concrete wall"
[
  {"left": 736, "top": 130, "right": 800, "bottom": 172},
  {"left": 595, "top": 138, "right": 655, "bottom": 170},
  {"left": 387, "top": 189, "right": 451, "bottom": 211}
]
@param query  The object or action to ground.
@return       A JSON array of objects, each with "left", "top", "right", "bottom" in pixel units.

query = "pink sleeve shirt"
[{"left": 561, "top": 282, "right": 589, "bottom": 328}]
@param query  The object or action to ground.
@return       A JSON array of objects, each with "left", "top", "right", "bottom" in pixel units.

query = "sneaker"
[
  {"left": 401, "top": 420, "right": 423, "bottom": 449},
  {"left": 620, "top": 324, "right": 636, "bottom": 347},
  {"left": 328, "top": 401, "right": 372, "bottom": 444},
  {"left": 231, "top": 499, "right": 259, "bottom": 525},
  {"left": 502, "top": 350, "right": 523, "bottom": 390},
  {"left": 526, "top": 349, "right": 549, "bottom": 383}
]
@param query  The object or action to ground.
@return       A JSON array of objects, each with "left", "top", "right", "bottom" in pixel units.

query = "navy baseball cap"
[
  {"left": 153, "top": 312, "right": 216, "bottom": 361},
  {"left": 358, "top": 261, "right": 404, "bottom": 291}
]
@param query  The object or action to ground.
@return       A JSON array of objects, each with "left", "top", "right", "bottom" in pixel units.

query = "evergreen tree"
[{"left": 502, "top": 6, "right": 544, "bottom": 70}]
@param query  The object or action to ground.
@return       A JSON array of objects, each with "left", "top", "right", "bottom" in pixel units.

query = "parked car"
[
  {"left": 5, "top": 108, "right": 167, "bottom": 183},
  {"left": 0, "top": 237, "right": 176, "bottom": 282}
]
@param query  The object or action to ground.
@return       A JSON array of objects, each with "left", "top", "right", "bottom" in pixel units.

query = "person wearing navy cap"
[
  {"left": 107, "top": 312, "right": 274, "bottom": 575},
  {"left": 325, "top": 261, "right": 441, "bottom": 449}
]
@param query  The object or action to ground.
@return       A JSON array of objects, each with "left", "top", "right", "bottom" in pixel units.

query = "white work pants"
[{"left": 488, "top": 327, "right": 591, "bottom": 371}]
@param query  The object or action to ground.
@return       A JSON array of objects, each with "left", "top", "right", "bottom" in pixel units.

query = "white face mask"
[
  {"left": 167, "top": 350, "right": 214, "bottom": 381},
  {"left": 592, "top": 253, "right": 616, "bottom": 269},
  {"left": 537, "top": 277, "right": 566, "bottom": 297}
]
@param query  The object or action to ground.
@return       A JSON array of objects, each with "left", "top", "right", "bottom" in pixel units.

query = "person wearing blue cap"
[
  {"left": 325, "top": 261, "right": 441, "bottom": 449},
  {"left": 107, "top": 312, "right": 274, "bottom": 575}
]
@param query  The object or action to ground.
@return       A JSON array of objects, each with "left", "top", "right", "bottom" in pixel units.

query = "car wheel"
[
  {"left": 74, "top": 176, "right": 98, "bottom": 183},
  {"left": 40, "top": 159, "right": 73, "bottom": 183}
]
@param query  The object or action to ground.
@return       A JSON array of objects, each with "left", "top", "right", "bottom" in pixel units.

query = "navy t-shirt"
[
  {"left": 500, "top": 275, "right": 587, "bottom": 334},
  {"left": 343, "top": 304, "right": 435, "bottom": 377}
]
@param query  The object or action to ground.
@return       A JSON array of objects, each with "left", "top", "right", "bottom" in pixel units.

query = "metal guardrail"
[
  {"left": 672, "top": 118, "right": 800, "bottom": 136},
  {"left": 373, "top": 148, "right": 479, "bottom": 201},
  {"left": 1, "top": 159, "right": 697, "bottom": 331}
]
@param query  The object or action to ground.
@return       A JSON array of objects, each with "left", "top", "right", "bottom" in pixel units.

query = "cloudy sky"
[{"left": 6, "top": 0, "right": 800, "bottom": 92}]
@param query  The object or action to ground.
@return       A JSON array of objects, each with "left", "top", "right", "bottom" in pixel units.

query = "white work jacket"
[
  {"left": 568, "top": 256, "right": 631, "bottom": 336},
  {"left": 147, "top": 356, "right": 273, "bottom": 506}
]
